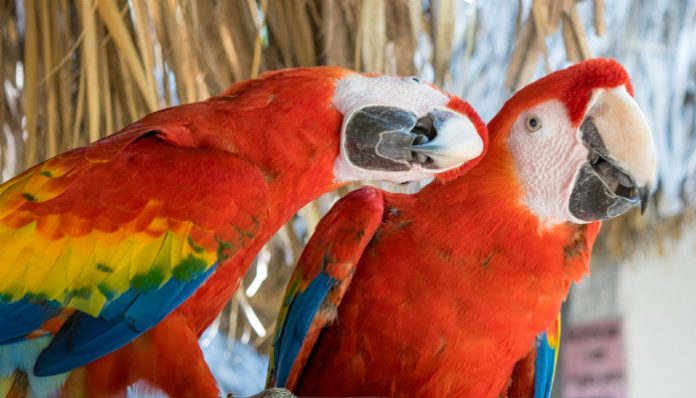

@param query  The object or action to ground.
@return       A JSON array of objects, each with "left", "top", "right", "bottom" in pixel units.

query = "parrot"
[
  {"left": 267, "top": 58, "right": 657, "bottom": 397},
  {"left": 0, "top": 67, "right": 488, "bottom": 397}
]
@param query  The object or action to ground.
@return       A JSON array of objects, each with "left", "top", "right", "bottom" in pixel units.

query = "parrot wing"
[
  {"left": 0, "top": 127, "right": 270, "bottom": 376},
  {"left": 511, "top": 221, "right": 600, "bottom": 398},
  {"left": 533, "top": 314, "right": 561, "bottom": 398},
  {"left": 525, "top": 221, "right": 600, "bottom": 397},
  {"left": 506, "top": 315, "right": 561, "bottom": 398},
  {"left": 267, "top": 187, "right": 384, "bottom": 390}
]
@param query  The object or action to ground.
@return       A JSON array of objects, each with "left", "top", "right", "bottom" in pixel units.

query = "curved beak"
[
  {"left": 405, "top": 109, "right": 484, "bottom": 169},
  {"left": 342, "top": 106, "right": 483, "bottom": 172},
  {"left": 569, "top": 87, "right": 657, "bottom": 221}
]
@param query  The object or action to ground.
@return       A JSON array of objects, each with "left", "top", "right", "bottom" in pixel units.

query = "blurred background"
[{"left": 1, "top": 0, "right": 694, "bottom": 397}]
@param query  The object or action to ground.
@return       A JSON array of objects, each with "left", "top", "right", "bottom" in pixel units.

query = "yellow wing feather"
[{"left": 0, "top": 136, "right": 269, "bottom": 320}]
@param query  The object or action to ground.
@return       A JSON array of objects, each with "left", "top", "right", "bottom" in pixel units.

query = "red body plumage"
[
  {"left": 275, "top": 60, "right": 642, "bottom": 397},
  {"left": 22, "top": 67, "right": 481, "bottom": 397},
  {"left": 70, "top": 68, "right": 349, "bottom": 397},
  {"left": 292, "top": 174, "right": 600, "bottom": 397}
]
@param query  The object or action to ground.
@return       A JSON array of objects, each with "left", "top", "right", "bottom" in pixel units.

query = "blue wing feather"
[
  {"left": 533, "top": 325, "right": 560, "bottom": 398},
  {"left": 33, "top": 263, "right": 217, "bottom": 376},
  {"left": 273, "top": 272, "right": 335, "bottom": 387},
  {"left": 267, "top": 187, "right": 384, "bottom": 389},
  {"left": 0, "top": 299, "right": 62, "bottom": 344}
]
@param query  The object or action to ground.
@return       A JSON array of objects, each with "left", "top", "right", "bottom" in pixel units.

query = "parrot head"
[
  {"left": 490, "top": 58, "right": 656, "bottom": 224},
  {"left": 332, "top": 73, "right": 487, "bottom": 183}
]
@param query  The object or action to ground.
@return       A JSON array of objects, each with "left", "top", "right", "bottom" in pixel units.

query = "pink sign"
[{"left": 562, "top": 320, "right": 626, "bottom": 398}]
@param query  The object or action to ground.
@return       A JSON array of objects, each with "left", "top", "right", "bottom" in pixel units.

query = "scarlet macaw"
[
  {"left": 267, "top": 59, "right": 656, "bottom": 397},
  {"left": 0, "top": 67, "right": 488, "bottom": 397}
]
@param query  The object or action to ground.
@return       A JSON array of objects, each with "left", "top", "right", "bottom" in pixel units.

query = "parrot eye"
[
  {"left": 408, "top": 76, "right": 422, "bottom": 84},
  {"left": 525, "top": 116, "right": 542, "bottom": 132}
]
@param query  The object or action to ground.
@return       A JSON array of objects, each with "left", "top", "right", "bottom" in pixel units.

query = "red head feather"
[
  {"left": 489, "top": 58, "right": 634, "bottom": 144},
  {"left": 435, "top": 95, "right": 489, "bottom": 182}
]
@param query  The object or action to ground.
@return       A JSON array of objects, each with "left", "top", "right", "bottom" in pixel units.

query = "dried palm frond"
[{"left": 506, "top": 0, "right": 606, "bottom": 91}]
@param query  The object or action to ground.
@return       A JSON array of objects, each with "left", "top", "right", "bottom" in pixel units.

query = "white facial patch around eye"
[
  {"left": 332, "top": 75, "right": 450, "bottom": 120},
  {"left": 508, "top": 99, "right": 590, "bottom": 226}
]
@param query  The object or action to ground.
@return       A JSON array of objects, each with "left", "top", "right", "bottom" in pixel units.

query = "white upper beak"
[
  {"left": 407, "top": 112, "right": 484, "bottom": 169},
  {"left": 588, "top": 86, "right": 657, "bottom": 190}
]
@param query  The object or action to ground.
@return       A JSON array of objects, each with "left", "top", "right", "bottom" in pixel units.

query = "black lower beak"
[
  {"left": 343, "top": 106, "right": 417, "bottom": 172},
  {"left": 569, "top": 162, "right": 647, "bottom": 221},
  {"left": 343, "top": 106, "right": 470, "bottom": 171},
  {"left": 569, "top": 118, "right": 651, "bottom": 221}
]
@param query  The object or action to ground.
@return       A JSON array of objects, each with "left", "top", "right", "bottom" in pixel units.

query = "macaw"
[
  {"left": 0, "top": 67, "right": 488, "bottom": 397},
  {"left": 267, "top": 59, "right": 656, "bottom": 397}
]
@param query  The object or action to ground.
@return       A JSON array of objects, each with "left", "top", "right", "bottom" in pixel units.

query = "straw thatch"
[{"left": 4, "top": 0, "right": 684, "bottom": 354}]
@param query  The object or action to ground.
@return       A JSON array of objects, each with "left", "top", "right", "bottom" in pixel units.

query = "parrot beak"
[
  {"left": 404, "top": 109, "right": 484, "bottom": 169},
  {"left": 342, "top": 106, "right": 483, "bottom": 172},
  {"left": 569, "top": 86, "right": 657, "bottom": 221}
]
